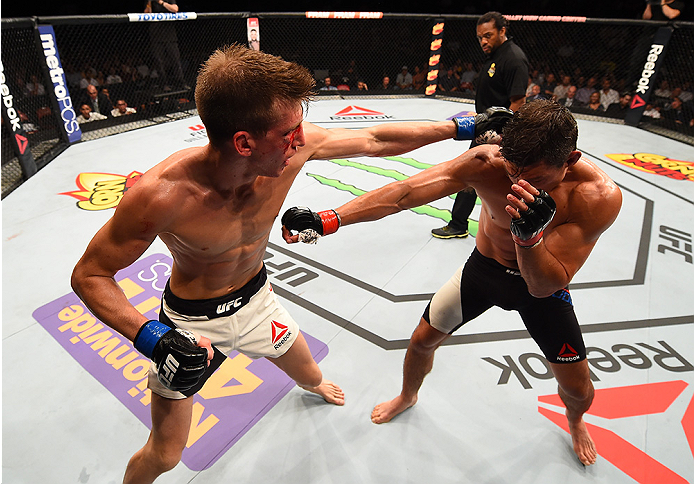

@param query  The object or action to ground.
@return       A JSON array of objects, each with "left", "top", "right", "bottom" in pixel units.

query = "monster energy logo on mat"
[{"left": 308, "top": 156, "right": 481, "bottom": 236}]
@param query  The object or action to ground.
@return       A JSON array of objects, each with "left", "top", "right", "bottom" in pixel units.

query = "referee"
[{"left": 432, "top": 11, "right": 529, "bottom": 239}]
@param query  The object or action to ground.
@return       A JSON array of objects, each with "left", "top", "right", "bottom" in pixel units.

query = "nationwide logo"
[
  {"left": 331, "top": 106, "right": 394, "bottom": 120},
  {"left": 33, "top": 253, "right": 328, "bottom": 471},
  {"left": 607, "top": 153, "right": 694, "bottom": 182},
  {"left": 539, "top": 381, "right": 693, "bottom": 483},
  {"left": 429, "top": 55, "right": 441, "bottom": 66},
  {"left": 61, "top": 171, "right": 143, "bottom": 210},
  {"left": 430, "top": 39, "right": 442, "bottom": 50},
  {"left": 432, "top": 22, "right": 444, "bottom": 35}
]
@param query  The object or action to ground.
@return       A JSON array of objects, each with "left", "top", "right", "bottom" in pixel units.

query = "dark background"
[{"left": 2, "top": 1, "right": 692, "bottom": 21}]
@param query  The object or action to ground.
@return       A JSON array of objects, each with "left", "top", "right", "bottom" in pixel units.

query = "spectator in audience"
[
  {"left": 605, "top": 92, "right": 633, "bottom": 119},
  {"left": 320, "top": 77, "right": 338, "bottom": 91},
  {"left": 643, "top": 0, "right": 684, "bottom": 20},
  {"left": 575, "top": 76, "right": 597, "bottom": 105},
  {"left": 357, "top": 80, "right": 369, "bottom": 91},
  {"left": 643, "top": 103, "right": 662, "bottom": 119},
  {"left": 526, "top": 75, "right": 538, "bottom": 96},
  {"left": 558, "top": 85, "right": 580, "bottom": 108},
  {"left": 76, "top": 103, "right": 107, "bottom": 124},
  {"left": 80, "top": 68, "right": 99, "bottom": 90},
  {"left": 106, "top": 66, "right": 123, "bottom": 85},
  {"left": 553, "top": 75, "right": 572, "bottom": 100},
  {"left": 25, "top": 74, "right": 46, "bottom": 96},
  {"left": 662, "top": 97, "right": 690, "bottom": 126},
  {"left": 412, "top": 65, "right": 427, "bottom": 91},
  {"left": 586, "top": 91, "right": 605, "bottom": 113},
  {"left": 111, "top": 100, "right": 137, "bottom": 117},
  {"left": 525, "top": 83, "right": 545, "bottom": 102},
  {"left": 667, "top": 87, "right": 684, "bottom": 107},
  {"left": 459, "top": 62, "right": 477, "bottom": 93},
  {"left": 396, "top": 65, "right": 413, "bottom": 90},
  {"left": 438, "top": 67, "right": 460, "bottom": 92},
  {"left": 541, "top": 72, "right": 557, "bottom": 99},
  {"left": 653, "top": 79, "right": 672, "bottom": 101},
  {"left": 64, "top": 62, "right": 83, "bottom": 90},
  {"left": 83, "top": 85, "right": 114, "bottom": 117},
  {"left": 343, "top": 59, "right": 360, "bottom": 88},
  {"left": 530, "top": 68, "right": 544, "bottom": 87},
  {"left": 599, "top": 77, "right": 619, "bottom": 110},
  {"left": 678, "top": 81, "right": 692, "bottom": 103},
  {"left": 380, "top": 76, "right": 393, "bottom": 90}
]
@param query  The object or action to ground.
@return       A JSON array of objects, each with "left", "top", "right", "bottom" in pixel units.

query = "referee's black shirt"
[{"left": 475, "top": 39, "right": 529, "bottom": 113}]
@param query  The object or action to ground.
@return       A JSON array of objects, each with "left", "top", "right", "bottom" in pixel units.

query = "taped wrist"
[
  {"left": 512, "top": 232, "right": 544, "bottom": 248},
  {"left": 453, "top": 117, "right": 475, "bottom": 140},
  {"left": 318, "top": 210, "right": 341, "bottom": 235},
  {"left": 134, "top": 320, "right": 170, "bottom": 359}
]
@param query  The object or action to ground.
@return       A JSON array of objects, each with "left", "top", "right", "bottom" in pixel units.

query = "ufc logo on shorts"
[
  {"left": 160, "top": 354, "right": 180, "bottom": 386},
  {"left": 216, "top": 297, "right": 243, "bottom": 314}
]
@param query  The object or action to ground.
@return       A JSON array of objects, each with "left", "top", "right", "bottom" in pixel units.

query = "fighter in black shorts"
[
  {"left": 423, "top": 247, "right": 585, "bottom": 364},
  {"left": 283, "top": 101, "right": 623, "bottom": 466}
]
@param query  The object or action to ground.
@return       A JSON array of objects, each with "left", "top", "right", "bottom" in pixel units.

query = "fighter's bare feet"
[
  {"left": 371, "top": 394, "right": 418, "bottom": 424},
  {"left": 567, "top": 413, "right": 597, "bottom": 465},
  {"left": 300, "top": 380, "right": 345, "bottom": 405}
]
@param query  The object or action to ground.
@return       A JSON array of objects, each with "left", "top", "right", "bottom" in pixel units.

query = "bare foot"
[
  {"left": 299, "top": 380, "right": 345, "bottom": 405},
  {"left": 371, "top": 394, "right": 417, "bottom": 424},
  {"left": 567, "top": 413, "right": 597, "bottom": 465}
]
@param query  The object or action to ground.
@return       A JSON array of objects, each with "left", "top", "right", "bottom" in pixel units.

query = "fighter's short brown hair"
[{"left": 195, "top": 44, "right": 316, "bottom": 146}]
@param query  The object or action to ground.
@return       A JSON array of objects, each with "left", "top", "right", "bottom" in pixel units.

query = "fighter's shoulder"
[
  {"left": 122, "top": 149, "right": 200, "bottom": 207},
  {"left": 569, "top": 158, "right": 622, "bottom": 217},
  {"left": 465, "top": 144, "right": 504, "bottom": 167}
]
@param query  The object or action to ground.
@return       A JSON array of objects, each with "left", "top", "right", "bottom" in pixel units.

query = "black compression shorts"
[{"left": 423, "top": 247, "right": 586, "bottom": 364}]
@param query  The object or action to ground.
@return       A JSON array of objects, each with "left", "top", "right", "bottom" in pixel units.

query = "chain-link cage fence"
[{"left": 2, "top": 13, "right": 693, "bottom": 199}]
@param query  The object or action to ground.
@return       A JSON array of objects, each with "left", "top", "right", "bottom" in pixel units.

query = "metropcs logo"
[
  {"left": 38, "top": 25, "right": 81, "bottom": 142},
  {"left": 331, "top": 106, "right": 395, "bottom": 120},
  {"left": 61, "top": 171, "right": 143, "bottom": 210},
  {"left": 607, "top": 153, "right": 694, "bottom": 182},
  {"left": 540, "top": 380, "right": 694, "bottom": 483}
]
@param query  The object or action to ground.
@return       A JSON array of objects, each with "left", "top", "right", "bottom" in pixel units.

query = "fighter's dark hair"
[
  {"left": 500, "top": 100, "right": 578, "bottom": 176},
  {"left": 477, "top": 11, "right": 508, "bottom": 31}
]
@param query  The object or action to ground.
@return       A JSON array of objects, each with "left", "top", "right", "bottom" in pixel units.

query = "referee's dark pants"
[{"left": 448, "top": 137, "right": 479, "bottom": 231}]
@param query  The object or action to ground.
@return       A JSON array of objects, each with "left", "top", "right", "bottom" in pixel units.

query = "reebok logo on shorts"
[
  {"left": 271, "top": 320, "right": 291, "bottom": 350},
  {"left": 557, "top": 343, "right": 580, "bottom": 362}
]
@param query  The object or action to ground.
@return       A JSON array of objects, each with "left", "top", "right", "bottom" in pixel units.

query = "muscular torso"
[
  {"left": 136, "top": 147, "right": 309, "bottom": 300},
  {"left": 464, "top": 146, "right": 610, "bottom": 270}
]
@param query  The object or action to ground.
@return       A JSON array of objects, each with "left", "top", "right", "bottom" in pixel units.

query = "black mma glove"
[
  {"left": 282, "top": 207, "right": 341, "bottom": 236},
  {"left": 134, "top": 320, "right": 208, "bottom": 392},
  {"left": 453, "top": 107, "right": 514, "bottom": 144},
  {"left": 510, "top": 189, "right": 556, "bottom": 248}
]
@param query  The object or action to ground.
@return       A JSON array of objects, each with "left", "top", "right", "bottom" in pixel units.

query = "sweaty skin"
[
  {"left": 285, "top": 142, "right": 620, "bottom": 466},
  {"left": 72, "top": 105, "right": 457, "bottom": 405}
]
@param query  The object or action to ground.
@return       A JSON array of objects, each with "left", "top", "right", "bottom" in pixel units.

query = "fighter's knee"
[
  {"left": 409, "top": 320, "right": 447, "bottom": 354},
  {"left": 149, "top": 445, "right": 184, "bottom": 474}
]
